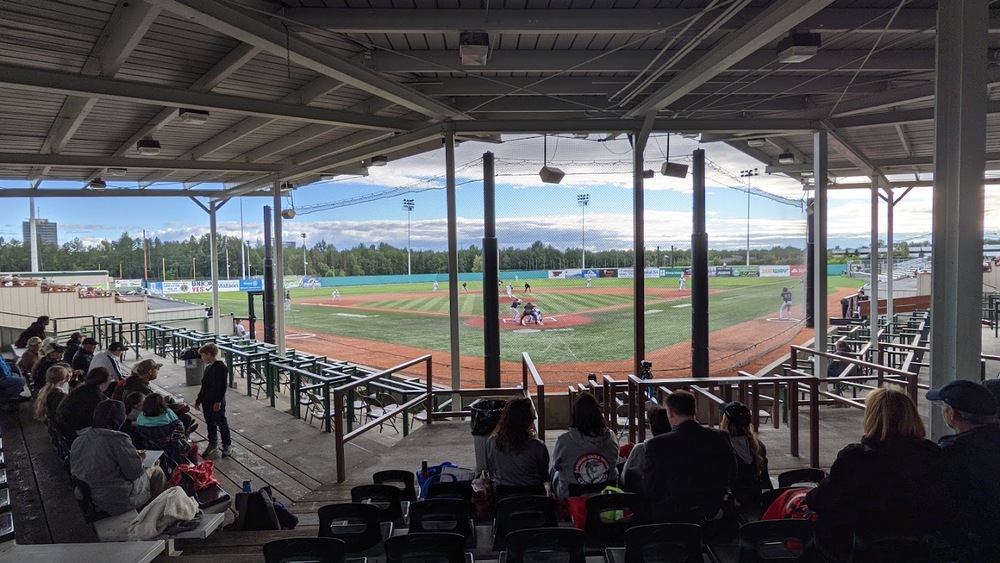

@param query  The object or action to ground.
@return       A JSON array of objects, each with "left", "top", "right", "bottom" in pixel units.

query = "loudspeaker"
[
  {"left": 661, "top": 162, "right": 689, "bottom": 178},
  {"left": 539, "top": 165, "right": 565, "bottom": 184}
]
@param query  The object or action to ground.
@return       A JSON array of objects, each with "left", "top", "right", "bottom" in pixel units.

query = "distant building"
[
  {"left": 283, "top": 241, "right": 298, "bottom": 250},
  {"left": 22, "top": 219, "right": 58, "bottom": 246}
]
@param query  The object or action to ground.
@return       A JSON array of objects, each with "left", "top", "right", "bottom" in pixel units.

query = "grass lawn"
[{"left": 169, "top": 275, "right": 864, "bottom": 363}]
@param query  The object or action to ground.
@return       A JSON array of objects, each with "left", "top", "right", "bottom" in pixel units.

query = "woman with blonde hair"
[
  {"left": 34, "top": 362, "right": 71, "bottom": 422},
  {"left": 805, "top": 387, "right": 946, "bottom": 560}
]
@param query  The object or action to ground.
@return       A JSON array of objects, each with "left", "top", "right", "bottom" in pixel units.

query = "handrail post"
[
  {"left": 537, "top": 381, "right": 545, "bottom": 441},
  {"left": 334, "top": 387, "right": 346, "bottom": 482},
  {"left": 627, "top": 377, "right": 637, "bottom": 444},
  {"left": 324, "top": 380, "right": 332, "bottom": 433},
  {"left": 789, "top": 380, "right": 800, "bottom": 458},
  {"left": 810, "top": 377, "right": 819, "bottom": 467},
  {"left": 750, "top": 380, "right": 760, "bottom": 429},
  {"left": 772, "top": 377, "right": 780, "bottom": 429},
  {"left": 425, "top": 356, "right": 433, "bottom": 425}
]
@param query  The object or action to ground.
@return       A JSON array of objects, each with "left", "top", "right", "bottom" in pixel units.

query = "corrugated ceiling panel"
[
  {"left": 209, "top": 121, "right": 310, "bottom": 160},
  {"left": 213, "top": 52, "right": 320, "bottom": 101},
  {"left": 62, "top": 99, "right": 164, "bottom": 156}
]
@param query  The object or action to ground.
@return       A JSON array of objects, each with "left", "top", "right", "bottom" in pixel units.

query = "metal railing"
[{"left": 521, "top": 352, "right": 546, "bottom": 440}]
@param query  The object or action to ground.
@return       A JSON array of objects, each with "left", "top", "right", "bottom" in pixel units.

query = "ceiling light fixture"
[
  {"left": 539, "top": 134, "right": 565, "bottom": 184},
  {"left": 370, "top": 155, "right": 388, "bottom": 167},
  {"left": 106, "top": 167, "right": 127, "bottom": 177},
  {"left": 89, "top": 178, "right": 107, "bottom": 190},
  {"left": 777, "top": 32, "right": 821, "bottom": 64},
  {"left": 136, "top": 137, "right": 160, "bottom": 156},
  {"left": 459, "top": 31, "right": 490, "bottom": 66},
  {"left": 778, "top": 152, "right": 796, "bottom": 165},
  {"left": 642, "top": 169, "right": 655, "bottom": 179},
  {"left": 178, "top": 108, "right": 210, "bottom": 125},
  {"left": 746, "top": 138, "right": 767, "bottom": 148}
]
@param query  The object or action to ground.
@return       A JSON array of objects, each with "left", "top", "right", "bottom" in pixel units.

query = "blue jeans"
[
  {"left": 0, "top": 376, "right": 25, "bottom": 399},
  {"left": 204, "top": 401, "right": 231, "bottom": 448}
]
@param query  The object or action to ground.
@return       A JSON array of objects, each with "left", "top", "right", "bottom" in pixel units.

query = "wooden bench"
[
  {"left": 0, "top": 539, "right": 166, "bottom": 562},
  {"left": 92, "top": 508, "right": 225, "bottom": 556}
]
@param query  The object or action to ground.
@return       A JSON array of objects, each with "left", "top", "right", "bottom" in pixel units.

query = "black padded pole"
[
  {"left": 262, "top": 206, "right": 275, "bottom": 344},
  {"left": 691, "top": 149, "right": 709, "bottom": 378},
  {"left": 806, "top": 198, "right": 815, "bottom": 328},
  {"left": 483, "top": 152, "right": 501, "bottom": 388}
]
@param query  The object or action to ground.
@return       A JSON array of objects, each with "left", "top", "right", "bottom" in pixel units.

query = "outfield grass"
[{"left": 170, "top": 276, "right": 864, "bottom": 363}]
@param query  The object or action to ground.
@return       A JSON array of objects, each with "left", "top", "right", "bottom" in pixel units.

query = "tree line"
[{"left": 0, "top": 233, "right": 810, "bottom": 280}]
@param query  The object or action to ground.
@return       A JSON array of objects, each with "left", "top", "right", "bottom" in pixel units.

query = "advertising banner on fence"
[
  {"left": 660, "top": 267, "right": 685, "bottom": 277},
  {"left": 619, "top": 268, "right": 634, "bottom": 278},
  {"left": 618, "top": 267, "right": 660, "bottom": 279},
  {"left": 161, "top": 281, "right": 194, "bottom": 294},
  {"left": 548, "top": 270, "right": 567, "bottom": 279},
  {"left": 759, "top": 265, "right": 791, "bottom": 278},
  {"left": 713, "top": 266, "right": 733, "bottom": 277},
  {"left": 790, "top": 264, "right": 807, "bottom": 277},
  {"left": 239, "top": 278, "right": 264, "bottom": 291},
  {"left": 283, "top": 276, "right": 302, "bottom": 289},
  {"left": 115, "top": 279, "right": 143, "bottom": 288},
  {"left": 731, "top": 266, "right": 760, "bottom": 277},
  {"left": 599, "top": 268, "right": 618, "bottom": 278},
  {"left": 301, "top": 277, "right": 322, "bottom": 289}
]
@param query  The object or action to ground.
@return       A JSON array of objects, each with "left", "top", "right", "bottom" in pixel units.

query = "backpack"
[
  {"left": 416, "top": 462, "right": 475, "bottom": 499},
  {"left": 230, "top": 485, "right": 281, "bottom": 531}
]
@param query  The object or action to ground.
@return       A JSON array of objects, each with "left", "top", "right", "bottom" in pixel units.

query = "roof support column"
[
  {"left": 28, "top": 198, "right": 38, "bottom": 272},
  {"left": 209, "top": 202, "right": 221, "bottom": 337},
  {"left": 886, "top": 187, "right": 894, "bottom": 322},
  {"left": 869, "top": 178, "right": 879, "bottom": 352},
  {"left": 273, "top": 182, "right": 286, "bottom": 356},
  {"left": 445, "top": 132, "right": 462, "bottom": 400},
  {"left": 633, "top": 118, "right": 652, "bottom": 378},
  {"left": 812, "top": 130, "right": 829, "bottom": 377},
  {"left": 482, "top": 151, "right": 500, "bottom": 388},
  {"left": 930, "top": 0, "right": 988, "bottom": 440},
  {"left": 691, "top": 149, "right": 709, "bottom": 378}
]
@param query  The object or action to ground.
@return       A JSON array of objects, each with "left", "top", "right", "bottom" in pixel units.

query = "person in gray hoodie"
[
  {"left": 70, "top": 400, "right": 166, "bottom": 516},
  {"left": 550, "top": 392, "right": 618, "bottom": 499}
]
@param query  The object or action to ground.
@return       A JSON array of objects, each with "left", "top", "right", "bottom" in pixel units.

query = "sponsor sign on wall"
[
  {"left": 714, "top": 266, "right": 733, "bottom": 277},
  {"left": 115, "top": 279, "right": 143, "bottom": 288},
  {"left": 759, "top": 265, "right": 791, "bottom": 278},
  {"left": 619, "top": 268, "right": 634, "bottom": 278},
  {"left": 548, "top": 270, "right": 567, "bottom": 279},
  {"left": 790, "top": 264, "right": 807, "bottom": 277},
  {"left": 239, "top": 278, "right": 264, "bottom": 291},
  {"left": 731, "top": 266, "right": 760, "bottom": 277},
  {"left": 161, "top": 281, "right": 194, "bottom": 294},
  {"left": 599, "top": 268, "right": 618, "bottom": 278},
  {"left": 302, "top": 277, "right": 322, "bottom": 289}
]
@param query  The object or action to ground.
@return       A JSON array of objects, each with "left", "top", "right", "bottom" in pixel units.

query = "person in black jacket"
[
  {"left": 32, "top": 339, "right": 66, "bottom": 392},
  {"left": 71, "top": 337, "right": 98, "bottom": 378},
  {"left": 719, "top": 401, "right": 771, "bottom": 517},
  {"left": 62, "top": 332, "right": 83, "bottom": 364},
  {"left": 195, "top": 343, "right": 231, "bottom": 458},
  {"left": 55, "top": 367, "right": 110, "bottom": 442},
  {"left": 14, "top": 315, "right": 49, "bottom": 348},
  {"left": 806, "top": 387, "right": 946, "bottom": 560},
  {"left": 642, "top": 390, "right": 736, "bottom": 523},
  {"left": 928, "top": 380, "right": 1000, "bottom": 561}
]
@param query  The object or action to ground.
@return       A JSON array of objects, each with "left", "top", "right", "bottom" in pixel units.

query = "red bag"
[
  {"left": 566, "top": 495, "right": 589, "bottom": 529},
  {"left": 761, "top": 487, "right": 818, "bottom": 521},
  {"left": 166, "top": 460, "right": 220, "bottom": 492}
]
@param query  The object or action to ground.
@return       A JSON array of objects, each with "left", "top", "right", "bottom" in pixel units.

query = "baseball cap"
[
  {"left": 26, "top": 336, "right": 42, "bottom": 347},
  {"left": 42, "top": 341, "right": 66, "bottom": 355},
  {"left": 720, "top": 401, "right": 752, "bottom": 427},
  {"left": 927, "top": 380, "right": 998, "bottom": 416},
  {"left": 82, "top": 337, "right": 99, "bottom": 346},
  {"left": 108, "top": 341, "right": 125, "bottom": 352}
]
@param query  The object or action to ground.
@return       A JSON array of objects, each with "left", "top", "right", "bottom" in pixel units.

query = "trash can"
[
  {"left": 182, "top": 347, "right": 204, "bottom": 386},
  {"left": 470, "top": 398, "right": 507, "bottom": 472}
]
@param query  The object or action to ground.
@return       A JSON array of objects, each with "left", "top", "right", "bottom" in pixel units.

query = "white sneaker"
[{"left": 19, "top": 388, "right": 32, "bottom": 398}]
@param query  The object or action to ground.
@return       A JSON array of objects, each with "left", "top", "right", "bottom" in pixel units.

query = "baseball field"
[{"left": 172, "top": 275, "right": 864, "bottom": 388}]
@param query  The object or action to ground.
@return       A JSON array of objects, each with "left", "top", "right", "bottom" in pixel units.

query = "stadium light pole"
[
  {"left": 301, "top": 232, "right": 307, "bottom": 276},
  {"left": 739, "top": 169, "right": 759, "bottom": 266},
  {"left": 578, "top": 194, "right": 590, "bottom": 269},
  {"left": 403, "top": 199, "right": 415, "bottom": 275}
]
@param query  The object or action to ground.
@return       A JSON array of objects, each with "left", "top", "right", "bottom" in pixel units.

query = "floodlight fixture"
[
  {"left": 136, "top": 137, "right": 160, "bottom": 156},
  {"left": 279, "top": 181, "right": 294, "bottom": 191},
  {"left": 281, "top": 208, "right": 296, "bottom": 219},
  {"left": 106, "top": 167, "right": 127, "bottom": 177},
  {"left": 459, "top": 31, "right": 490, "bottom": 66},
  {"left": 88, "top": 178, "right": 107, "bottom": 190},
  {"left": 778, "top": 152, "right": 796, "bottom": 165},
  {"left": 777, "top": 32, "right": 821, "bottom": 64},
  {"left": 746, "top": 138, "right": 767, "bottom": 148},
  {"left": 178, "top": 108, "right": 210, "bottom": 125},
  {"left": 539, "top": 134, "right": 564, "bottom": 184}
]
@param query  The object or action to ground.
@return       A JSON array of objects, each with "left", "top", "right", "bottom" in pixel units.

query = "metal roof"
[{"left": 1, "top": 0, "right": 998, "bottom": 198}]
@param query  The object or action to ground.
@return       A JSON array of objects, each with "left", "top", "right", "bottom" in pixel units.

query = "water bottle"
[{"left": 242, "top": 479, "right": 252, "bottom": 493}]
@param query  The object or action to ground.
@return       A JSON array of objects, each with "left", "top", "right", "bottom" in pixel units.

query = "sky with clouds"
[{"left": 2, "top": 134, "right": 997, "bottom": 254}]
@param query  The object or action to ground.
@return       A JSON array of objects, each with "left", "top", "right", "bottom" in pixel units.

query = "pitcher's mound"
[{"left": 467, "top": 314, "right": 594, "bottom": 330}]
